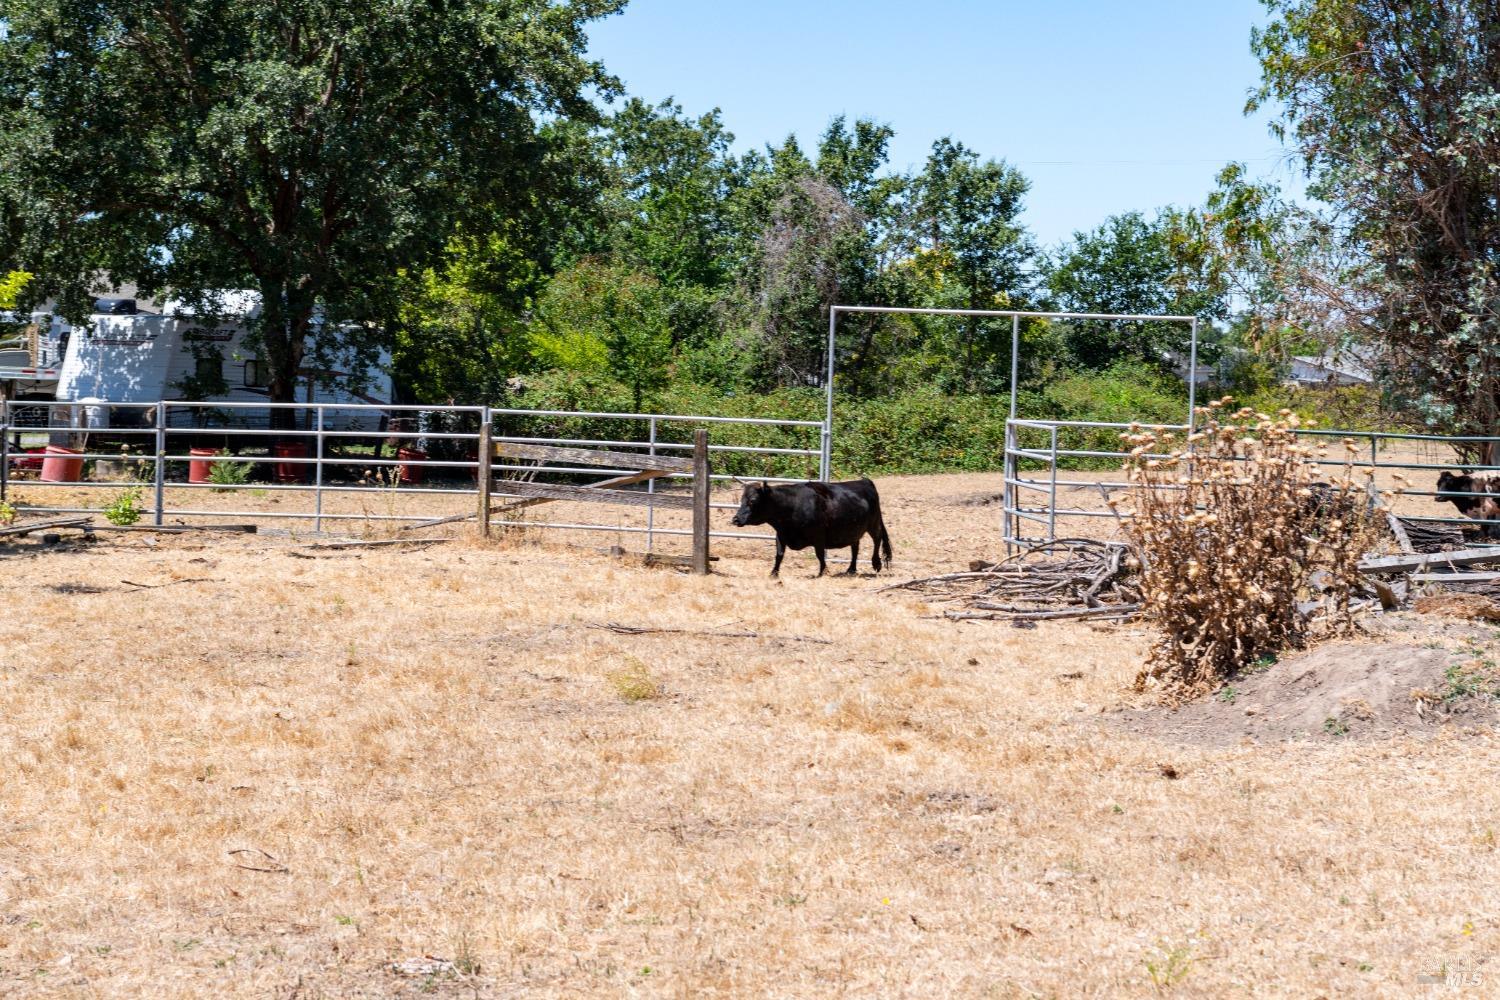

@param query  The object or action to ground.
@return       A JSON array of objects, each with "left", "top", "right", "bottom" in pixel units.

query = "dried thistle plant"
[{"left": 1116, "top": 399, "right": 1386, "bottom": 701}]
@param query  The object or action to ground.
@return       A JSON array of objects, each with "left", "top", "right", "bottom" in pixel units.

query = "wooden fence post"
[
  {"left": 691, "top": 429, "right": 710, "bottom": 574},
  {"left": 477, "top": 413, "right": 492, "bottom": 538},
  {"left": 153, "top": 400, "right": 166, "bottom": 527}
]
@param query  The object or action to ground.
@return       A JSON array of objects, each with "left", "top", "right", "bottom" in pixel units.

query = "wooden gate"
[{"left": 475, "top": 427, "right": 713, "bottom": 574}]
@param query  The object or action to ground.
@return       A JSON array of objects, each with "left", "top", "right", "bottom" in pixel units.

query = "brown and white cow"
[{"left": 1436, "top": 470, "right": 1500, "bottom": 537}]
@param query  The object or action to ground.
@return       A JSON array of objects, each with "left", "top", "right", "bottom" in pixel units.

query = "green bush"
[
  {"left": 1236, "top": 383, "right": 1393, "bottom": 433},
  {"left": 207, "top": 450, "right": 253, "bottom": 491},
  {"left": 103, "top": 486, "right": 144, "bottom": 526},
  {"left": 492, "top": 364, "right": 1401, "bottom": 481},
  {"left": 835, "top": 391, "right": 1013, "bottom": 475}
]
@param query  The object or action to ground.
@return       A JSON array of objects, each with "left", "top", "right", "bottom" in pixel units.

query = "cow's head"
[
  {"left": 730, "top": 481, "right": 773, "bottom": 527},
  {"left": 1437, "top": 469, "right": 1473, "bottom": 506}
]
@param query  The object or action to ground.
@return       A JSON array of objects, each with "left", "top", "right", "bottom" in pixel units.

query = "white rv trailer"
[{"left": 5, "top": 294, "right": 391, "bottom": 431}]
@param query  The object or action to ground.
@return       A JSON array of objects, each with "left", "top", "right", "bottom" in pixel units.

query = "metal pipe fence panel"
[
  {"left": 1, "top": 399, "right": 829, "bottom": 551},
  {"left": 1003, "top": 417, "right": 1500, "bottom": 550}
]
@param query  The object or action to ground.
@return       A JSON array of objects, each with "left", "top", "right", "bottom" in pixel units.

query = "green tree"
[
  {"left": 0, "top": 269, "right": 32, "bottom": 345},
  {"left": 558, "top": 97, "right": 753, "bottom": 387},
  {"left": 0, "top": 0, "right": 621, "bottom": 424},
  {"left": 1046, "top": 210, "right": 1227, "bottom": 371},
  {"left": 1186, "top": 163, "right": 1345, "bottom": 371},
  {"left": 731, "top": 121, "right": 929, "bottom": 394},
  {"left": 533, "top": 258, "right": 673, "bottom": 412},
  {"left": 0, "top": 271, "right": 30, "bottom": 312},
  {"left": 910, "top": 139, "right": 1035, "bottom": 391},
  {"left": 811, "top": 117, "right": 925, "bottom": 393},
  {"left": 394, "top": 230, "right": 542, "bottom": 405},
  {"left": 600, "top": 99, "right": 740, "bottom": 331},
  {"left": 1252, "top": 0, "right": 1500, "bottom": 449}
]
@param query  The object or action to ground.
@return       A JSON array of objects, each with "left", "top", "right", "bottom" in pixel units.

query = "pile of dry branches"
[
  {"left": 1119, "top": 400, "right": 1386, "bottom": 699},
  {"left": 885, "top": 538, "right": 1140, "bottom": 622}
]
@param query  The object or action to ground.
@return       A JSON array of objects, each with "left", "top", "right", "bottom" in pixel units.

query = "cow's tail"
[{"left": 879, "top": 518, "right": 893, "bottom": 567}]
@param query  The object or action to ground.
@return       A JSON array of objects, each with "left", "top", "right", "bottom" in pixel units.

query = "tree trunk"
[
  {"left": 1484, "top": 363, "right": 1500, "bottom": 469},
  {"left": 258, "top": 276, "right": 312, "bottom": 432}
]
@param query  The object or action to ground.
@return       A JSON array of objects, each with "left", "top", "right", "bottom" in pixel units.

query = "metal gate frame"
[
  {"left": 0, "top": 400, "right": 827, "bottom": 549},
  {"left": 1003, "top": 417, "right": 1500, "bottom": 550},
  {"left": 828, "top": 305, "right": 1200, "bottom": 547}
]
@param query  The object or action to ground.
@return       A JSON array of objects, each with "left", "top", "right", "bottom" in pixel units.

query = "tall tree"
[
  {"left": 0, "top": 0, "right": 621, "bottom": 423},
  {"left": 750, "top": 172, "right": 868, "bottom": 387},
  {"left": 1046, "top": 210, "right": 1227, "bottom": 371},
  {"left": 393, "top": 228, "right": 543, "bottom": 406},
  {"left": 812, "top": 117, "right": 923, "bottom": 391},
  {"left": 910, "top": 139, "right": 1035, "bottom": 391},
  {"left": 532, "top": 257, "right": 673, "bottom": 411},
  {"left": 1188, "top": 163, "right": 1352, "bottom": 364},
  {"left": 1252, "top": 0, "right": 1500, "bottom": 448},
  {"left": 734, "top": 129, "right": 892, "bottom": 389},
  {"left": 604, "top": 99, "right": 737, "bottom": 289},
  {"left": 591, "top": 98, "right": 742, "bottom": 349}
]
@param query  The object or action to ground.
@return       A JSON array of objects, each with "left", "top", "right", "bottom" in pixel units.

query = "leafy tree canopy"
[
  {"left": 1046, "top": 209, "right": 1227, "bottom": 371},
  {"left": 0, "top": 0, "right": 622, "bottom": 419},
  {"left": 1253, "top": 0, "right": 1500, "bottom": 445},
  {"left": 533, "top": 257, "right": 673, "bottom": 411}
]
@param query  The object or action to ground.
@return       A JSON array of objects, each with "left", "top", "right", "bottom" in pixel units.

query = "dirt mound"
[
  {"left": 1109, "top": 642, "right": 1499, "bottom": 744},
  {"left": 1413, "top": 592, "right": 1500, "bottom": 621}
]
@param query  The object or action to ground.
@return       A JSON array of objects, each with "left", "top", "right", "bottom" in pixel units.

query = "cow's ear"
[{"left": 760, "top": 480, "right": 769, "bottom": 489}]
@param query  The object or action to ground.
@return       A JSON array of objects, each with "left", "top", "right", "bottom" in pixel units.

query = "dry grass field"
[{"left": 2, "top": 472, "right": 1498, "bottom": 998}]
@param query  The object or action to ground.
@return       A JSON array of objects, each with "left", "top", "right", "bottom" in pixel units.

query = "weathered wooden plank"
[
  {"left": 947, "top": 604, "right": 1141, "bottom": 621},
  {"left": 1360, "top": 547, "right": 1500, "bottom": 574},
  {"left": 493, "top": 441, "right": 693, "bottom": 473},
  {"left": 1411, "top": 571, "right": 1500, "bottom": 583},
  {"left": 492, "top": 478, "right": 692, "bottom": 510},
  {"left": 644, "top": 552, "right": 722, "bottom": 568},
  {"left": 1386, "top": 512, "right": 1415, "bottom": 555},
  {"left": 307, "top": 538, "right": 453, "bottom": 550},
  {"left": 399, "top": 467, "right": 670, "bottom": 531},
  {"left": 487, "top": 469, "right": 670, "bottom": 519},
  {"left": 0, "top": 516, "right": 92, "bottom": 537}
]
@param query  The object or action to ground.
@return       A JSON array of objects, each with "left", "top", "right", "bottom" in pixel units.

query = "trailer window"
[
  {"left": 195, "top": 354, "right": 221, "bottom": 383},
  {"left": 243, "top": 360, "right": 269, "bottom": 388}
]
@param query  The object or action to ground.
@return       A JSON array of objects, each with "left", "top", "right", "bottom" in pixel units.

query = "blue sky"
[{"left": 587, "top": 0, "right": 1305, "bottom": 250}]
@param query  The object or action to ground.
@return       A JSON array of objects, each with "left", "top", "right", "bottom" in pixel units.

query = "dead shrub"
[{"left": 1116, "top": 400, "right": 1385, "bottom": 700}]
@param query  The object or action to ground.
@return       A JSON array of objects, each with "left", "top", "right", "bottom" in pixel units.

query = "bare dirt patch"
[{"left": 1110, "top": 637, "right": 1500, "bottom": 745}]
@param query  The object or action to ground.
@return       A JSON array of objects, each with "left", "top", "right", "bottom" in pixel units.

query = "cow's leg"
[
  {"left": 870, "top": 528, "right": 883, "bottom": 572},
  {"left": 815, "top": 546, "right": 827, "bottom": 577},
  {"left": 845, "top": 538, "right": 860, "bottom": 575},
  {"left": 771, "top": 538, "right": 786, "bottom": 578}
]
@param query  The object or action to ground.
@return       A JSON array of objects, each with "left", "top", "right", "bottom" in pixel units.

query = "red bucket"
[
  {"left": 40, "top": 445, "right": 85, "bottom": 483},
  {"left": 272, "top": 441, "right": 308, "bottom": 484},
  {"left": 188, "top": 447, "right": 219, "bottom": 484},
  {"left": 398, "top": 447, "right": 427, "bottom": 485}
]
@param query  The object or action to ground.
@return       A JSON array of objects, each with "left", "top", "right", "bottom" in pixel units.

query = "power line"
[{"left": 1013, "top": 154, "right": 1289, "bottom": 167}]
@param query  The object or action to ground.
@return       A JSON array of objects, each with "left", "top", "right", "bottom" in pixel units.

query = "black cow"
[
  {"left": 1436, "top": 470, "right": 1500, "bottom": 536},
  {"left": 730, "top": 478, "right": 893, "bottom": 578}
]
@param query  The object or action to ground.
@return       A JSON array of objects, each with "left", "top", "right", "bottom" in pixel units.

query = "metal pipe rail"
[
  {"left": 1003, "top": 417, "right": 1500, "bottom": 548},
  {"left": 2, "top": 399, "right": 827, "bottom": 550}
]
